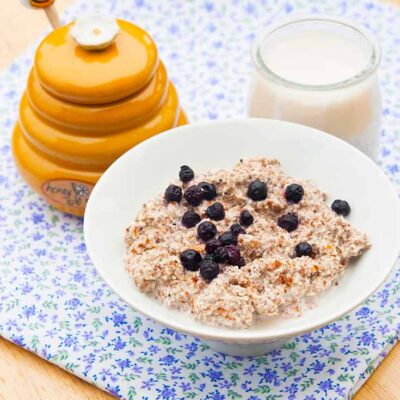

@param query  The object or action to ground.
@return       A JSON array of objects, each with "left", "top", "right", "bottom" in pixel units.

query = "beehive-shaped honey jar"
[{"left": 12, "top": 16, "right": 187, "bottom": 216}]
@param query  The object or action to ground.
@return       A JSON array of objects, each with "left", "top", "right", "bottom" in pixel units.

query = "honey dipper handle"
[
  {"left": 43, "top": 4, "right": 61, "bottom": 29},
  {"left": 28, "top": 0, "right": 62, "bottom": 29}
]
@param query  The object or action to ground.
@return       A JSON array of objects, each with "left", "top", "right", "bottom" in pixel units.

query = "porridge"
[{"left": 124, "top": 158, "right": 370, "bottom": 329}]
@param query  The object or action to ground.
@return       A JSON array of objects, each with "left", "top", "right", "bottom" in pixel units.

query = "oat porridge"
[{"left": 124, "top": 158, "right": 370, "bottom": 329}]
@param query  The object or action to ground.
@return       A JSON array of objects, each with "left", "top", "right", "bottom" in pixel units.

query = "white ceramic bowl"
[{"left": 84, "top": 118, "right": 400, "bottom": 356}]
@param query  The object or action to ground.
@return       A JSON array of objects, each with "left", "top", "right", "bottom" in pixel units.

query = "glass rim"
[{"left": 251, "top": 16, "right": 381, "bottom": 91}]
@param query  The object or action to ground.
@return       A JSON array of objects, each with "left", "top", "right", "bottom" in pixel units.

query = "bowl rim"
[{"left": 84, "top": 117, "right": 400, "bottom": 343}]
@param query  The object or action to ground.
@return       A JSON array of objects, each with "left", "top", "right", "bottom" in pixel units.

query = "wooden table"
[{"left": 0, "top": 2, "right": 399, "bottom": 399}]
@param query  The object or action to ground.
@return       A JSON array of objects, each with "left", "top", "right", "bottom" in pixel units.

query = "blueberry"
[
  {"left": 240, "top": 210, "right": 254, "bottom": 227},
  {"left": 205, "top": 239, "right": 222, "bottom": 254},
  {"left": 295, "top": 242, "right": 313, "bottom": 257},
  {"left": 218, "top": 231, "right": 238, "bottom": 246},
  {"left": 285, "top": 184, "right": 304, "bottom": 204},
  {"left": 230, "top": 223, "right": 246, "bottom": 236},
  {"left": 237, "top": 257, "right": 246, "bottom": 268},
  {"left": 213, "top": 246, "right": 229, "bottom": 263},
  {"left": 203, "top": 253, "right": 215, "bottom": 262},
  {"left": 164, "top": 184, "right": 182, "bottom": 203},
  {"left": 247, "top": 180, "right": 268, "bottom": 201},
  {"left": 277, "top": 212, "right": 299, "bottom": 232},
  {"left": 184, "top": 185, "right": 203, "bottom": 206},
  {"left": 197, "top": 221, "right": 217, "bottom": 241},
  {"left": 180, "top": 249, "right": 202, "bottom": 271},
  {"left": 206, "top": 202, "right": 225, "bottom": 221},
  {"left": 198, "top": 182, "right": 217, "bottom": 201},
  {"left": 225, "top": 244, "right": 242, "bottom": 266},
  {"left": 179, "top": 165, "right": 194, "bottom": 183},
  {"left": 181, "top": 210, "right": 201, "bottom": 228},
  {"left": 200, "top": 259, "right": 220, "bottom": 281},
  {"left": 331, "top": 199, "right": 351, "bottom": 216}
]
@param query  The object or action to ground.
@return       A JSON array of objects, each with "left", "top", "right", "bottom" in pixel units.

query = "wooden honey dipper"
[{"left": 24, "top": 0, "right": 62, "bottom": 29}]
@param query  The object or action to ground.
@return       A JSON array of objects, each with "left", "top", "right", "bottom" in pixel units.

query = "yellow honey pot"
[{"left": 12, "top": 17, "right": 187, "bottom": 216}]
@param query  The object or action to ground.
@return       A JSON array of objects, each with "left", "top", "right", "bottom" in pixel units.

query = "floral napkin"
[{"left": 0, "top": 0, "right": 399, "bottom": 399}]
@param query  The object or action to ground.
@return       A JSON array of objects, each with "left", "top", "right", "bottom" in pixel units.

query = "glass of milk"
[{"left": 248, "top": 17, "right": 381, "bottom": 159}]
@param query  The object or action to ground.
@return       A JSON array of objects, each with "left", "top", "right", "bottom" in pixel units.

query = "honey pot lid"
[{"left": 34, "top": 16, "right": 159, "bottom": 104}]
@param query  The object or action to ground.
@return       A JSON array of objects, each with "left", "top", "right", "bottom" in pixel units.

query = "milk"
[{"left": 248, "top": 19, "right": 381, "bottom": 159}]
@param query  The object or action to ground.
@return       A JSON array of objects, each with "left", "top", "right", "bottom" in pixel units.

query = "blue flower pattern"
[{"left": 0, "top": 0, "right": 400, "bottom": 399}]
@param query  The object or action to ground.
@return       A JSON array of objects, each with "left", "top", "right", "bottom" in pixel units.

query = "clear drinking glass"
[{"left": 248, "top": 17, "right": 381, "bottom": 160}]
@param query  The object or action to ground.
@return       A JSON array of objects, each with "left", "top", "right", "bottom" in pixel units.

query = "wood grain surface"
[{"left": 0, "top": 1, "right": 399, "bottom": 399}]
